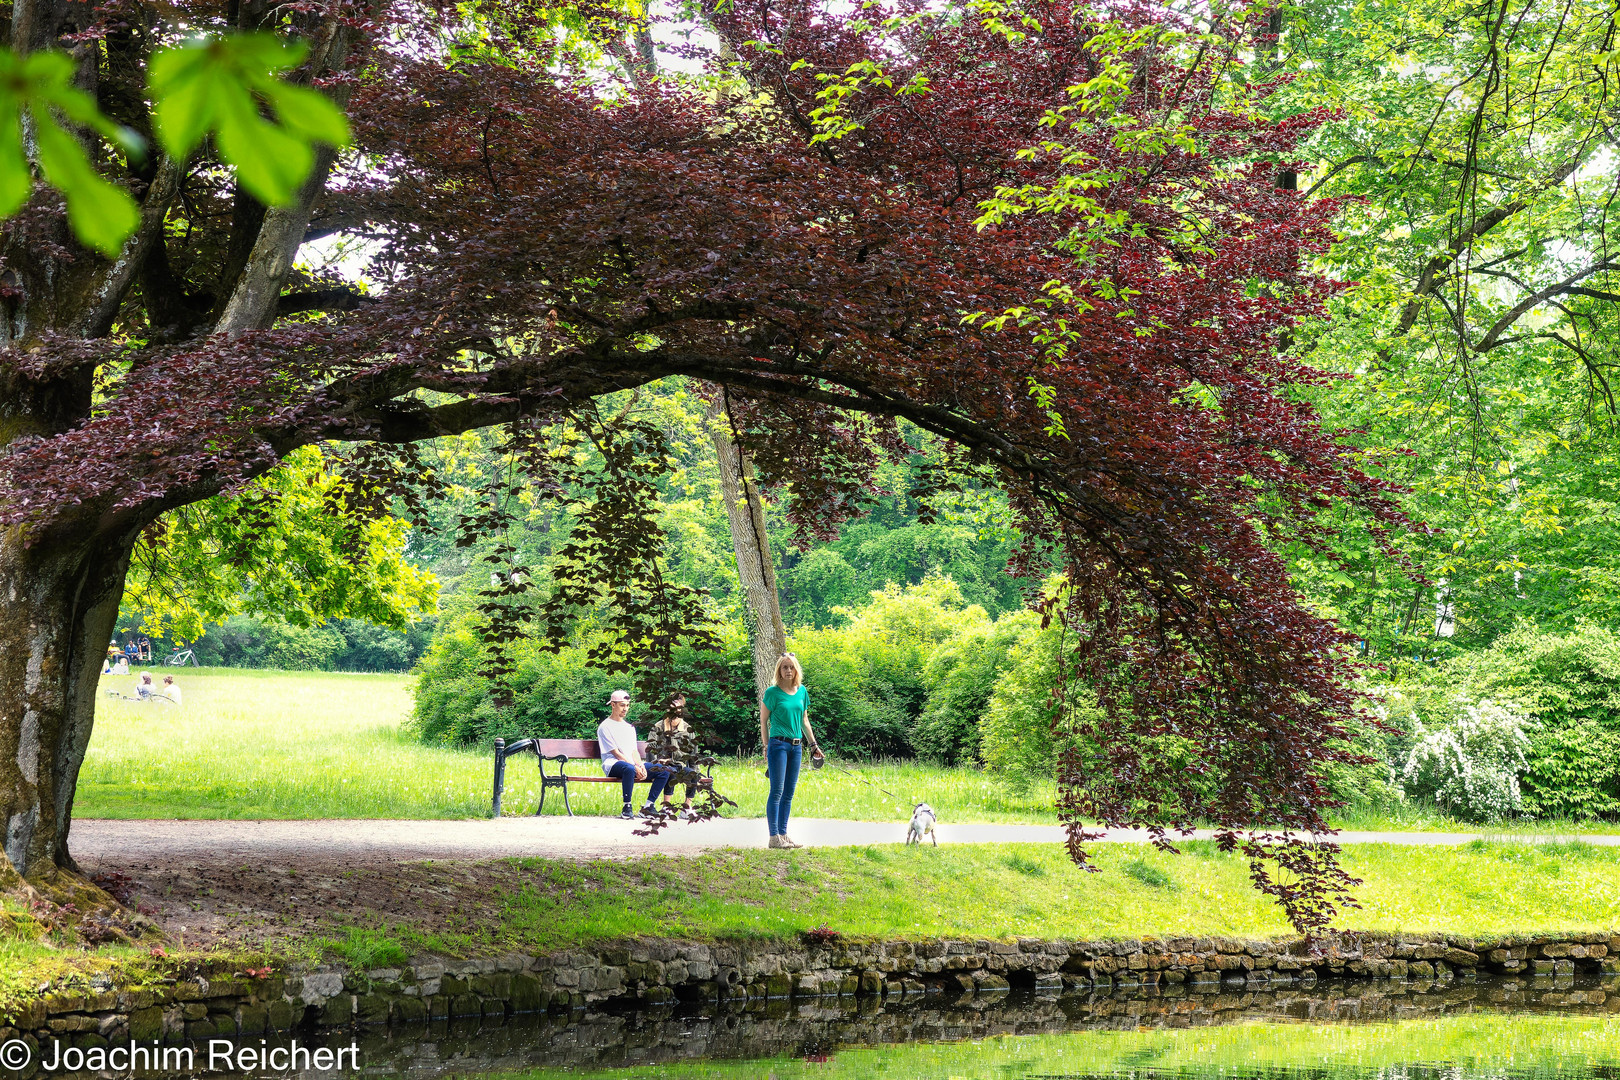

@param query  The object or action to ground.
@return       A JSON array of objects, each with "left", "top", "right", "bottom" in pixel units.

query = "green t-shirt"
[{"left": 763, "top": 684, "right": 808, "bottom": 739}]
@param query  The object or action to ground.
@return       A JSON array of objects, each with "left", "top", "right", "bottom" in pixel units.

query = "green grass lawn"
[
  {"left": 1332, "top": 803, "right": 1620, "bottom": 836},
  {"left": 81, "top": 669, "right": 492, "bottom": 818},
  {"left": 77, "top": 668, "right": 1620, "bottom": 833}
]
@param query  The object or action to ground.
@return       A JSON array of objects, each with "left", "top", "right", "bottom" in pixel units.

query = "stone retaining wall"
[{"left": 5, "top": 931, "right": 1616, "bottom": 1047}]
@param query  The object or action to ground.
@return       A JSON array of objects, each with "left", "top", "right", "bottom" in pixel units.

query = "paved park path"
[{"left": 72, "top": 816, "right": 1620, "bottom": 865}]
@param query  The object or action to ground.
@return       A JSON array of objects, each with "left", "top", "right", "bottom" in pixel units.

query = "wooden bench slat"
[{"left": 535, "top": 738, "right": 647, "bottom": 760}]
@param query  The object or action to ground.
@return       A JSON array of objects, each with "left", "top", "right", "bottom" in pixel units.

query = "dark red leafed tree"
[{"left": 0, "top": 0, "right": 1402, "bottom": 931}]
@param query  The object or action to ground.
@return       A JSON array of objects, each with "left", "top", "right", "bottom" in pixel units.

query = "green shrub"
[
  {"left": 187, "top": 616, "right": 343, "bottom": 670},
  {"left": 1399, "top": 697, "right": 1534, "bottom": 822},
  {"left": 1319, "top": 706, "right": 1403, "bottom": 813},
  {"left": 410, "top": 609, "right": 755, "bottom": 749},
  {"left": 978, "top": 628, "right": 1223, "bottom": 819},
  {"left": 913, "top": 610, "right": 1039, "bottom": 765},
  {"left": 785, "top": 644, "right": 912, "bottom": 756},
  {"left": 790, "top": 575, "right": 990, "bottom": 755},
  {"left": 331, "top": 618, "right": 435, "bottom": 672},
  {"left": 1429, "top": 623, "right": 1620, "bottom": 818},
  {"left": 978, "top": 627, "right": 1103, "bottom": 778}
]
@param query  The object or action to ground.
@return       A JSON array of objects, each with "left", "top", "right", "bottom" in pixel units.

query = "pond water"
[{"left": 18, "top": 975, "right": 1620, "bottom": 1080}]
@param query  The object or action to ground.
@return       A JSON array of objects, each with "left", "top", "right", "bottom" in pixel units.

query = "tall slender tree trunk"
[
  {"left": 1264, "top": 8, "right": 1297, "bottom": 191},
  {"left": 708, "top": 395, "right": 786, "bottom": 704}
]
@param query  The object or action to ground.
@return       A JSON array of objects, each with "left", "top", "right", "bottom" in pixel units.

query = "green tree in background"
[
  {"left": 122, "top": 445, "right": 437, "bottom": 648},
  {"left": 1270, "top": 0, "right": 1620, "bottom": 663},
  {"left": 404, "top": 380, "right": 1031, "bottom": 679}
]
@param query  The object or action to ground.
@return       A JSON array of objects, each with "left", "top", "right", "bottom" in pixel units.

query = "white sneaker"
[
  {"left": 768, "top": 835, "right": 785, "bottom": 849},
  {"left": 780, "top": 835, "right": 802, "bottom": 849}
]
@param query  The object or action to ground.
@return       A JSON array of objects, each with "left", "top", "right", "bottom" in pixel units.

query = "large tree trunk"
[
  {"left": 708, "top": 396, "right": 787, "bottom": 704},
  {"left": 0, "top": 521, "right": 135, "bottom": 882}
]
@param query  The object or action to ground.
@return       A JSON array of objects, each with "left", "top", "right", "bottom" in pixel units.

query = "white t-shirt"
[
  {"left": 161, "top": 684, "right": 182, "bottom": 705},
  {"left": 597, "top": 718, "right": 640, "bottom": 776}
]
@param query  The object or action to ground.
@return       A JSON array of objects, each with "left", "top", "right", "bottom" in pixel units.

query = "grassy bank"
[
  {"left": 78, "top": 669, "right": 1620, "bottom": 833},
  {"left": 0, "top": 934, "right": 269, "bottom": 1019},
  {"left": 350, "top": 840, "right": 1620, "bottom": 956},
  {"left": 6, "top": 838, "right": 1618, "bottom": 1013}
]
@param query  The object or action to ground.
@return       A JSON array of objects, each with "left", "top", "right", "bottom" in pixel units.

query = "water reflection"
[{"left": 19, "top": 975, "right": 1620, "bottom": 1080}]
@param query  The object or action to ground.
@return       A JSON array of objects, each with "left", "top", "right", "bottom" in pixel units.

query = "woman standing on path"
[{"left": 761, "top": 654, "right": 823, "bottom": 849}]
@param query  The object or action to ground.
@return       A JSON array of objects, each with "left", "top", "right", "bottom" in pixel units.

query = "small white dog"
[{"left": 906, "top": 803, "right": 938, "bottom": 846}]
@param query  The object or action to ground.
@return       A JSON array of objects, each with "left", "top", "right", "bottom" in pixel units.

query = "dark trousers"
[
  {"left": 648, "top": 764, "right": 694, "bottom": 802},
  {"left": 609, "top": 760, "right": 672, "bottom": 805}
]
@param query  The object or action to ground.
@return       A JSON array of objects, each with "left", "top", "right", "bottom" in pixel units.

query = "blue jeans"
[
  {"left": 765, "top": 737, "right": 802, "bottom": 836},
  {"left": 644, "top": 764, "right": 677, "bottom": 804}
]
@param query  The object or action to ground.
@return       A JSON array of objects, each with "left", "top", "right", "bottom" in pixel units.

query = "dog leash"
[
  {"left": 824, "top": 759, "right": 910, "bottom": 804},
  {"left": 759, "top": 740, "right": 915, "bottom": 804}
]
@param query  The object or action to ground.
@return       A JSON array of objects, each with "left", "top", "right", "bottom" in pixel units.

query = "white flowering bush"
[{"left": 1400, "top": 697, "right": 1534, "bottom": 822}]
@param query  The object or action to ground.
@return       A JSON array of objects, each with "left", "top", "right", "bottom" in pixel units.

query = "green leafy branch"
[
  {"left": 792, "top": 3, "right": 941, "bottom": 146},
  {"left": 0, "top": 50, "right": 144, "bottom": 256},
  {"left": 0, "top": 32, "right": 350, "bottom": 257},
  {"left": 149, "top": 34, "right": 351, "bottom": 205}
]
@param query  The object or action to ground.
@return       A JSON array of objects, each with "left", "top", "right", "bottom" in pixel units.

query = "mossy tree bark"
[
  {"left": 708, "top": 396, "right": 787, "bottom": 705},
  {"left": 0, "top": 521, "right": 135, "bottom": 881}
]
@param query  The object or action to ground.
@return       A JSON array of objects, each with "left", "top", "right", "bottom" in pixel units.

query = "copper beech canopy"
[{"left": 0, "top": 0, "right": 1405, "bottom": 929}]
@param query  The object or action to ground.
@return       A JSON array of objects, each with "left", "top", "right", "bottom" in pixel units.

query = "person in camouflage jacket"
[{"left": 645, "top": 693, "right": 709, "bottom": 817}]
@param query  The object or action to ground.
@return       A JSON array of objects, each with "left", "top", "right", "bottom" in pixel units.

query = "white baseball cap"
[{"left": 609, "top": 690, "right": 631, "bottom": 703}]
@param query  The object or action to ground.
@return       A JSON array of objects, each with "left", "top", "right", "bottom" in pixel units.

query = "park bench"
[{"left": 490, "top": 736, "right": 714, "bottom": 817}]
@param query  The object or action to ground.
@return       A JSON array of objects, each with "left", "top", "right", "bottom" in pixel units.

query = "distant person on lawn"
[
  {"left": 160, "top": 675, "right": 182, "bottom": 705},
  {"left": 597, "top": 689, "right": 671, "bottom": 820},
  {"left": 761, "top": 653, "right": 823, "bottom": 850},
  {"left": 134, "top": 672, "right": 155, "bottom": 700}
]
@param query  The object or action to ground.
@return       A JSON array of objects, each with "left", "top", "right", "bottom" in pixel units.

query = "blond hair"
[{"left": 774, "top": 653, "right": 803, "bottom": 691}]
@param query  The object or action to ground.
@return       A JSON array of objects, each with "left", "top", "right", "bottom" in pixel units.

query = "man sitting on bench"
[{"left": 598, "top": 690, "right": 672, "bottom": 819}]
